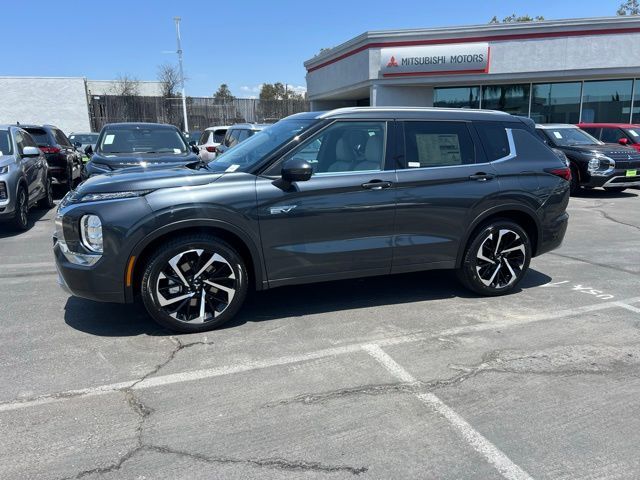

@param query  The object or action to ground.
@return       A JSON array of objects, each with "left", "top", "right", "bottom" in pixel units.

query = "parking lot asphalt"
[{"left": 1, "top": 189, "right": 639, "bottom": 480}]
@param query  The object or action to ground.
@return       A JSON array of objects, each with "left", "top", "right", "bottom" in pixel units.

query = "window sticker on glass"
[
  {"left": 225, "top": 164, "right": 240, "bottom": 172},
  {"left": 553, "top": 131, "right": 563, "bottom": 139},
  {"left": 173, "top": 148, "right": 181, "bottom": 153},
  {"left": 104, "top": 134, "right": 115, "bottom": 145},
  {"left": 408, "top": 161, "right": 421, "bottom": 168},
  {"left": 629, "top": 130, "right": 639, "bottom": 137}
]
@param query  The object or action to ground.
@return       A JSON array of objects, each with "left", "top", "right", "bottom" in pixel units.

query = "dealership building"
[{"left": 305, "top": 16, "right": 640, "bottom": 124}]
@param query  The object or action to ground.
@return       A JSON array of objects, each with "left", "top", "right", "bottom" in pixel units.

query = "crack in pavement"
[
  {"left": 60, "top": 337, "right": 368, "bottom": 478},
  {"left": 549, "top": 252, "right": 639, "bottom": 275},
  {"left": 594, "top": 208, "right": 640, "bottom": 232},
  {"left": 265, "top": 345, "right": 640, "bottom": 409}
]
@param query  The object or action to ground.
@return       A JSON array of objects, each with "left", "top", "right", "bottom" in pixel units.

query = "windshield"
[
  {"left": 69, "top": 134, "right": 98, "bottom": 144},
  {"left": 625, "top": 128, "right": 640, "bottom": 140},
  {"left": 208, "top": 119, "right": 317, "bottom": 172},
  {"left": 0, "top": 131, "right": 13, "bottom": 155},
  {"left": 98, "top": 126, "right": 188, "bottom": 154},
  {"left": 543, "top": 128, "right": 602, "bottom": 147}
]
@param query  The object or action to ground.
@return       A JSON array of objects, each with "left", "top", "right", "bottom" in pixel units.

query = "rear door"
[
  {"left": 392, "top": 120, "right": 499, "bottom": 271},
  {"left": 14, "top": 131, "right": 39, "bottom": 199},
  {"left": 256, "top": 120, "right": 397, "bottom": 284}
]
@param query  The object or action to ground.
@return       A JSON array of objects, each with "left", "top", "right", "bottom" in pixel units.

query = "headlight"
[
  {"left": 587, "top": 155, "right": 615, "bottom": 176},
  {"left": 80, "top": 214, "right": 103, "bottom": 253},
  {"left": 73, "top": 190, "right": 152, "bottom": 203},
  {"left": 0, "top": 165, "right": 8, "bottom": 175},
  {"left": 90, "top": 162, "right": 111, "bottom": 173}
]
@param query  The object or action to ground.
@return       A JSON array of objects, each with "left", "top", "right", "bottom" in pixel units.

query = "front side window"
[
  {"left": 285, "top": 121, "right": 386, "bottom": 174},
  {"left": 540, "top": 128, "right": 601, "bottom": 147},
  {"left": 14, "top": 131, "right": 26, "bottom": 154},
  {"left": 403, "top": 121, "right": 475, "bottom": 168},
  {"left": 98, "top": 126, "right": 188, "bottom": 154},
  {"left": 600, "top": 128, "right": 624, "bottom": 144},
  {"left": 0, "top": 131, "right": 14, "bottom": 155}
]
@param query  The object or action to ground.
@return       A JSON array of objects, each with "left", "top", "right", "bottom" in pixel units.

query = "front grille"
[
  {"left": 611, "top": 175, "right": 640, "bottom": 184},
  {"left": 0, "top": 181, "right": 7, "bottom": 201},
  {"left": 604, "top": 150, "right": 640, "bottom": 169}
]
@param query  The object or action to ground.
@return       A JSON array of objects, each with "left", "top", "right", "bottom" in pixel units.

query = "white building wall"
[
  {"left": 0, "top": 77, "right": 91, "bottom": 133},
  {"left": 372, "top": 85, "right": 433, "bottom": 107}
]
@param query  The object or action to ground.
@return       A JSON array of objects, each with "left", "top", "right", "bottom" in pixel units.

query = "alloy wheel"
[
  {"left": 18, "top": 190, "right": 28, "bottom": 226},
  {"left": 475, "top": 229, "right": 526, "bottom": 289},
  {"left": 154, "top": 248, "right": 237, "bottom": 324}
]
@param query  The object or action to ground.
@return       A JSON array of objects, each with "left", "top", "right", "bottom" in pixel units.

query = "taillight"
[
  {"left": 40, "top": 146, "right": 61, "bottom": 154},
  {"left": 205, "top": 146, "right": 216, "bottom": 153},
  {"left": 545, "top": 167, "right": 571, "bottom": 181}
]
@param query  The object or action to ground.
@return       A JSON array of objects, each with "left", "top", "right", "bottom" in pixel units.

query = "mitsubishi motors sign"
[{"left": 380, "top": 42, "right": 490, "bottom": 77}]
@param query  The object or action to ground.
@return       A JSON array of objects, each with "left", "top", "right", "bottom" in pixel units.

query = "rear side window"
[
  {"left": 54, "top": 129, "right": 71, "bottom": 147},
  {"left": 581, "top": 127, "right": 600, "bottom": 138},
  {"left": 403, "top": 121, "right": 475, "bottom": 168},
  {"left": 213, "top": 129, "right": 227, "bottom": 143},
  {"left": 475, "top": 123, "right": 511, "bottom": 161},
  {"left": 24, "top": 128, "right": 51, "bottom": 146}
]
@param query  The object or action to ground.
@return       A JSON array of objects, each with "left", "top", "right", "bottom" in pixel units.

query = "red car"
[{"left": 578, "top": 123, "right": 640, "bottom": 152}]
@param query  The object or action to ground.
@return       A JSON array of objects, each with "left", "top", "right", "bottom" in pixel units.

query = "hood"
[
  {"left": 90, "top": 151, "right": 199, "bottom": 169},
  {"left": 76, "top": 166, "right": 224, "bottom": 194},
  {"left": 558, "top": 143, "right": 637, "bottom": 156},
  {"left": 0, "top": 155, "right": 14, "bottom": 168}
]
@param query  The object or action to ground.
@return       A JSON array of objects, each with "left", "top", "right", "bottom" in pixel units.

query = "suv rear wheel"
[
  {"left": 38, "top": 177, "right": 55, "bottom": 209},
  {"left": 457, "top": 220, "right": 531, "bottom": 296},
  {"left": 569, "top": 164, "right": 580, "bottom": 195},
  {"left": 141, "top": 234, "right": 248, "bottom": 333}
]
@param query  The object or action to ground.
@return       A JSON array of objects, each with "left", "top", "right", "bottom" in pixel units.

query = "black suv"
[
  {"left": 19, "top": 124, "right": 83, "bottom": 191},
  {"left": 54, "top": 108, "right": 570, "bottom": 332},
  {"left": 535, "top": 124, "right": 640, "bottom": 194},
  {"left": 84, "top": 123, "right": 199, "bottom": 177}
]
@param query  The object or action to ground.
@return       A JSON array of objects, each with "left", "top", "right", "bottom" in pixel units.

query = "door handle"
[
  {"left": 362, "top": 180, "right": 392, "bottom": 190},
  {"left": 469, "top": 173, "right": 495, "bottom": 182}
]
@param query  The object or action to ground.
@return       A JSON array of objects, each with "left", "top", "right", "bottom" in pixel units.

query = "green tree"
[
  {"left": 489, "top": 14, "right": 545, "bottom": 23},
  {"left": 259, "top": 82, "right": 304, "bottom": 101},
  {"left": 213, "top": 84, "right": 235, "bottom": 103},
  {"left": 617, "top": 0, "right": 640, "bottom": 15}
]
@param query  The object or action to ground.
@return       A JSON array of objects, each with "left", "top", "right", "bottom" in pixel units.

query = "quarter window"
[
  {"left": 403, "top": 121, "right": 475, "bottom": 168},
  {"left": 475, "top": 123, "right": 511, "bottom": 161}
]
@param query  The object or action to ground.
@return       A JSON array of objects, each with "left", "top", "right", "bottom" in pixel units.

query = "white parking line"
[
  {"left": 615, "top": 302, "right": 640, "bottom": 314},
  {"left": 363, "top": 344, "right": 534, "bottom": 480},
  {"left": 1, "top": 296, "right": 640, "bottom": 414}
]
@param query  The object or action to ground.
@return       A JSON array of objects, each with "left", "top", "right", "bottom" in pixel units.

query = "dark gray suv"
[{"left": 54, "top": 107, "right": 570, "bottom": 332}]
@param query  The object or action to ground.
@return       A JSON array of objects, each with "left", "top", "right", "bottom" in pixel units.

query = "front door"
[
  {"left": 392, "top": 120, "right": 500, "bottom": 271},
  {"left": 256, "top": 120, "right": 397, "bottom": 285}
]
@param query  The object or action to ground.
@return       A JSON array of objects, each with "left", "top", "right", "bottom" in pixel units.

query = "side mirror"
[
  {"left": 189, "top": 140, "right": 197, "bottom": 147},
  {"left": 22, "top": 146, "right": 40, "bottom": 157},
  {"left": 282, "top": 158, "right": 313, "bottom": 182},
  {"left": 191, "top": 145, "right": 199, "bottom": 154},
  {"left": 84, "top": 145, "right": 93, "bottom": 155},
  {"left": 618, "top": 138, "right": 630, "bottom": 145}
]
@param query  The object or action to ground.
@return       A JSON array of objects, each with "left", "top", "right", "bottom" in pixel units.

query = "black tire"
[
  {"left": 569, "top": 164, "right": 580, "bottom": 196},
  {"left": 66, "top": 163, "right": 74, "bottom": 191},
  {"left": 12, "top": 185, "right": 29, "bottom": 231},
  {"left": 603, "top": 187, "right": 627, "bottom": 193},
  {"left": 141, "top": 234, "right": 248, "bottom": 333},
  {"left": 38, "top": 176, "right": 55, "bottom": 209},
  {"left": 457, "top": 220, "right": 531, "bottom": 296}
]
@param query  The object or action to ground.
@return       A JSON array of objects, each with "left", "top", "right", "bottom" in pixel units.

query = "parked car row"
[{"left": 535, "top": 123, "right": 640, "bottom": 194}]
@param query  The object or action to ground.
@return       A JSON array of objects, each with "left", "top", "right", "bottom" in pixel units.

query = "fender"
[
  {"left": 455, "top": 203, "right": 542, "bottom": 268},
  {"left": 125, "top": 217, "right": 267, "bottom": 302}
]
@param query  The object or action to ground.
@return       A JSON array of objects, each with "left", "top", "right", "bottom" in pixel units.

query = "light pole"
[{"left": 174, "top": 16, "right": 189, "bottom": 133}]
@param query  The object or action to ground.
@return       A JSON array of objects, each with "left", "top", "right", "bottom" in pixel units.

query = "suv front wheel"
[
  {"left": 457, "top": 220, "right": 531, "bottom": 296},
  {"left": 141, "top": 234, "right": 248, "bottom": 333}
]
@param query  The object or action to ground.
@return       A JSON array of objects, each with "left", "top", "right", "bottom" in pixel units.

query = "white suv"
[{"left": 197, "top": 126, "right": 230, "bottom": 162}]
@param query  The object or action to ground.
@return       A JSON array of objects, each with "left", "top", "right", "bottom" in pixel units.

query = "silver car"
[{"left": 0, "top": 125, "right": 55, "bottom": 230}]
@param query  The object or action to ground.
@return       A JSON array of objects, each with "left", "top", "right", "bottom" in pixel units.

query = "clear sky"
[{"left": 2, "top": 0, "right": 627, "bottom": 97}]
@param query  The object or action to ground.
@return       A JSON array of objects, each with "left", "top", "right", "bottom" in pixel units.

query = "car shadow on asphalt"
[
  {"left": 573, "top": 188, "right": 639, "bottom": 199},
  {"left": 0, "top": 207, "right": 52, "bottom": 239},
  {"left": 63, "top": 268, "right": 552, "bottom": 337}
]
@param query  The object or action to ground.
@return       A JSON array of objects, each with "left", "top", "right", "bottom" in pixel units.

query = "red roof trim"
[{"left": 307, "top": 26, "right": 640, "bottom": 73}]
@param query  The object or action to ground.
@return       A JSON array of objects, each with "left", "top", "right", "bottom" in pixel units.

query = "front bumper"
[
  {"left": 584, "top": 168, "right": 640, "bottom": 188},
  {"left": 54, "top": 235, "right": 126, "bottom": 303}
]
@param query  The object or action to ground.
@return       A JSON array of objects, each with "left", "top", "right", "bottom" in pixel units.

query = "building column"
[{"left": 371, "top": 84, "right": 434, "bottom": 107}]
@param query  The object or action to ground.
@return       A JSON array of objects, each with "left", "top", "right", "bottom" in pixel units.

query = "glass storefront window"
[
  {"left": 481, "top": 84, "right": 530, "bottom": 115},
  {"left": 632, "top": 80, "right": 640, "bottom": 124},
  {"left": 581, "top": 79, "right": 633, "bottom": 123},
  {"left": 530, "top": 82, "right": 581, "bottom": 124},
  {"left": 433, "top": 87, "right": 480, "bottom": 108}
]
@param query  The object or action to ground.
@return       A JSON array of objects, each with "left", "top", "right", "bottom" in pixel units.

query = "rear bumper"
[{"left": 536, "top": 211, "right": 569, "bottom": 256}]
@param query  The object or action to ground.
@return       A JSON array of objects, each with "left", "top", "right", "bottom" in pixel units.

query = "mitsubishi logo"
[{"left": 387, "top": 56, "right": 399, "bottom": 67}]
